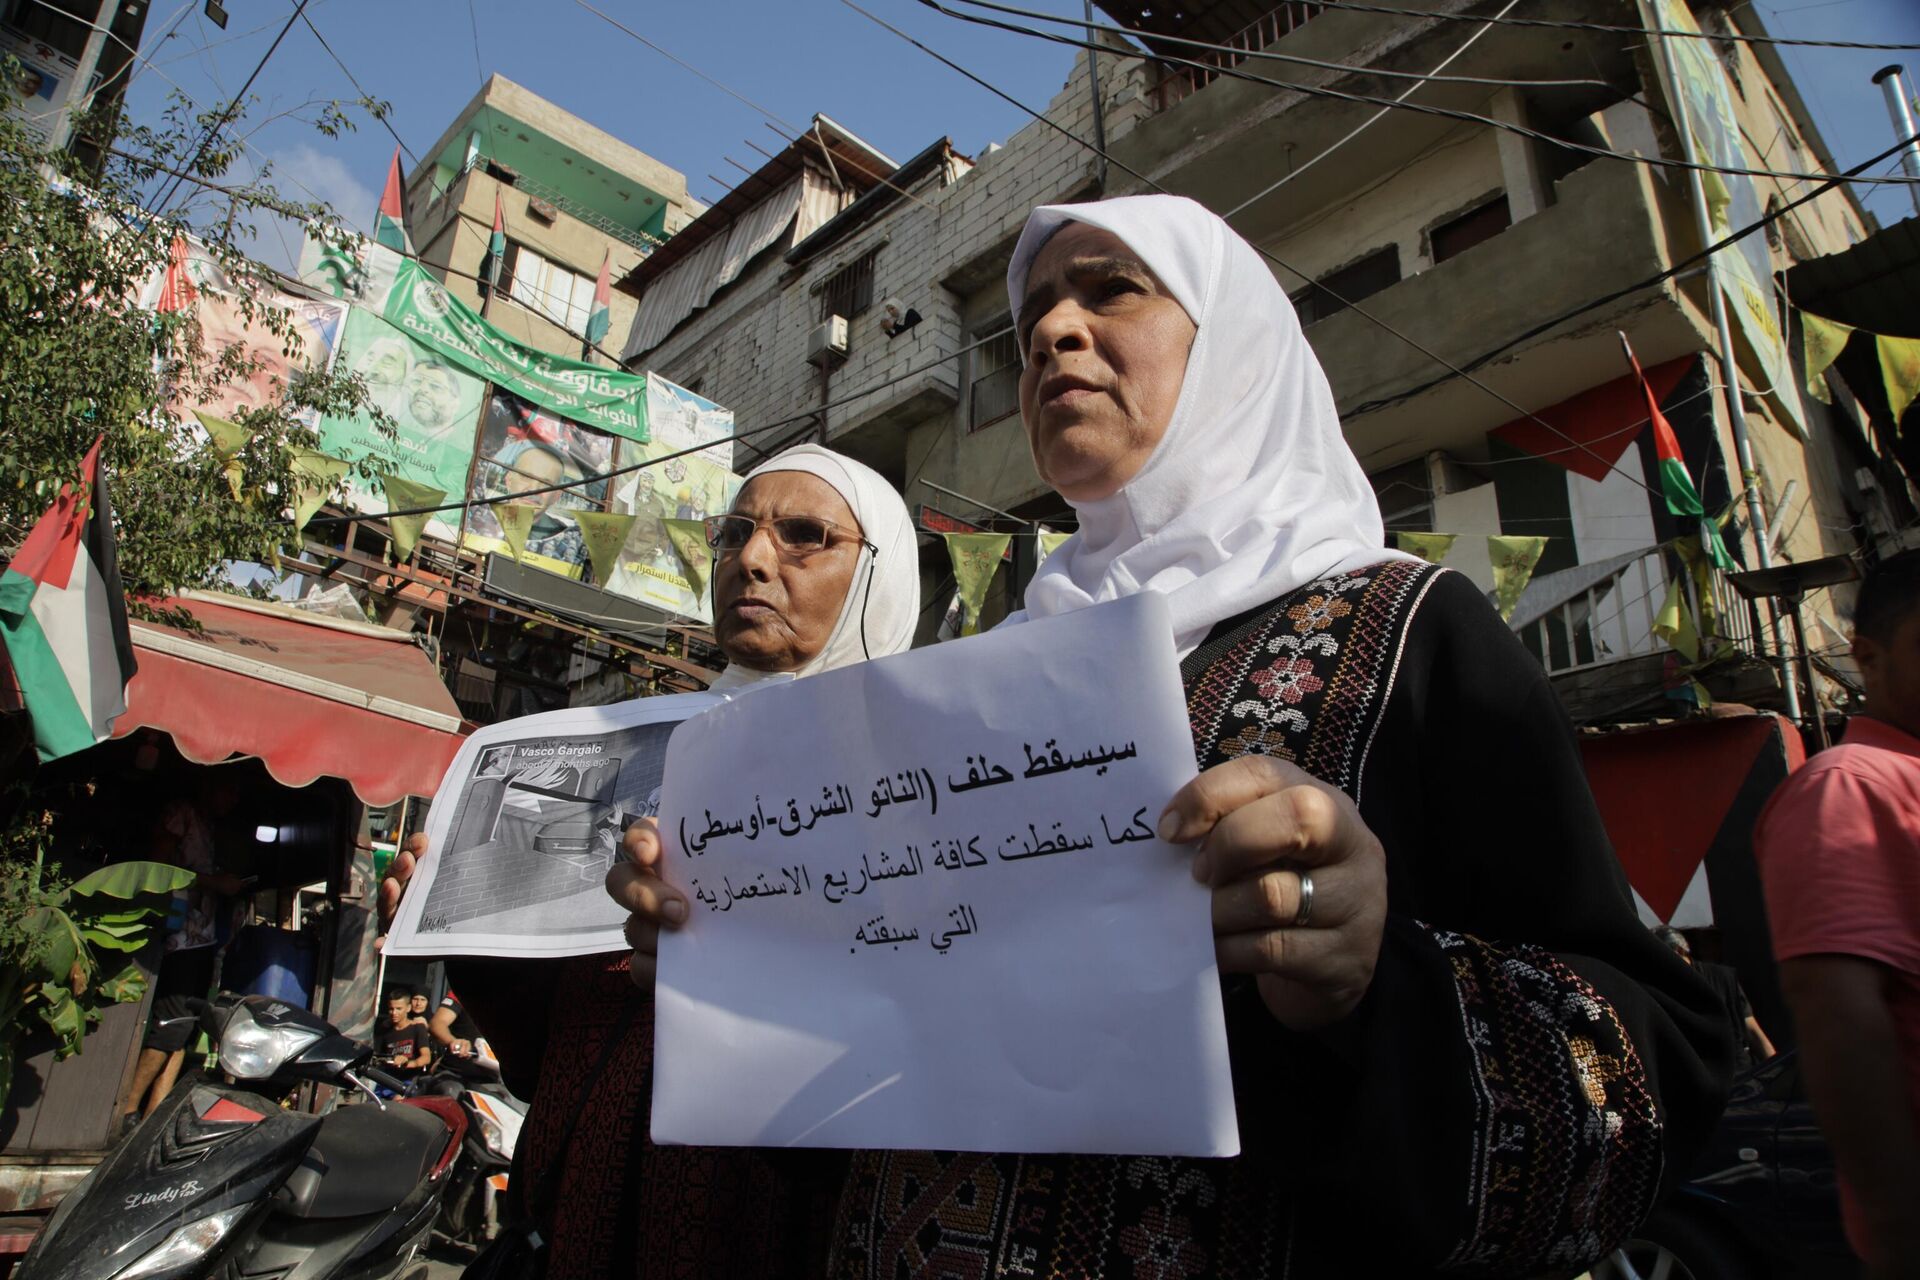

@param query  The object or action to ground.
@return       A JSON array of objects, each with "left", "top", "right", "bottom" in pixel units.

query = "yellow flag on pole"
[
  {"left": 576, "top": 510, "right": 638, "bottom": 586},
  {"left": 1394, "top": 531, "right": 1457, "bottom": 564},
  {"left": 944, "top": 532, "right": 1011, "bottom": 636},
  {"left": 1487, "top": 535, "right": 1549, "bottom": 621},
  {"left": 1880, "top": 334, "right": 1920, "bottom": 429},
  {"left": 1800, "top": 313, "right": 1853, "bottom": 405},
  {"left": 379, "top": 474, "right": 445, "bottom": 561},
  {"left": 289, "top": 450, "right": 349, "bottom": 533},
  {"left": 663, "top": 518, "right": 714, "bottom": 603},
  {"left": 494, "top": 502, "right": 538, "bottom": 563}
]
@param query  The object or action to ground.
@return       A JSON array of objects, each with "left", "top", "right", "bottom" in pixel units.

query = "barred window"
[
  {"left": 820, "top": 248, "right": 879, "bottom": 321},
  {"left": 968, "top": 321, "right": 1022, "bottom": 431}
]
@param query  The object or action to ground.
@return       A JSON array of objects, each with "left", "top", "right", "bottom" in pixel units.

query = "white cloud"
[{"left": 242, "top": 142, "right": 378, "bottom": 276}]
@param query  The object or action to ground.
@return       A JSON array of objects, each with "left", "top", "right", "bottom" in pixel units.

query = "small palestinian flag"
[
  {"left": 374, "top": 145, "right": 412, "bottom": 255},
  {"left": 485, "top": 191, "right": 507, "bottom": 294},
  {"left": 1621, "top": 334, "right": 1735, "bottom": 570},
  {"left": 585, "top": 249, "right": 611, "bottom": 347},
  {"left": 0, "top": 437, "right": 138, "bottom": 762}
]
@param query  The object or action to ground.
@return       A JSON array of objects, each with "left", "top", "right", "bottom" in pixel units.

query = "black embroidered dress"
[{"left": 828, "top": 559, "right": 1734, "bottom": 1278}]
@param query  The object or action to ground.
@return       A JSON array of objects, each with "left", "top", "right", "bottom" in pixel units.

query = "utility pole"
[
  {"left": 1871, "top": 65, "right": 1920, "bottom": 216},
  {"left": 44, "top": 0, "right": 114, "bottom": 155}
]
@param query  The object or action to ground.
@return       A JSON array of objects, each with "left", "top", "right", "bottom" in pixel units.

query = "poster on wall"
[
  {"left": 2, "top": 26, "right": 85, "bottom": 146},
  {"left": 465, "top": 389, "right": 616, "bottom": 578},
  {"left": 315, "top": 308, "right": 487, "bottom": 542},
  {"left": 644, "top": 372, "right": 735, "bottom": 469},
  {"left": 1645, "top": 0, "right": 1804, "bottom": 436},
  {"left": 605, "top": 450, "right": 740, "bottom": 622},
  {"left": 170, "top": 289, "right": 348, "bottom": 431}
]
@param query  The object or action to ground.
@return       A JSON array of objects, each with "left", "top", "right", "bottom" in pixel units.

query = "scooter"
[
  {"left": 405, "top": 1045, "right": 526, "bottom": 1247},
  {"left": 17, "top": 994, "right": 466, "bottom": 1280}
]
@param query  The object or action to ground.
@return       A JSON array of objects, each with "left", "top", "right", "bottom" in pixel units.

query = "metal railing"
[
  {"left": 1514, "top": 545, "right": 1757, "bottom": 677},
  {"left": 452, "top": 154, "right": 667, "bottom": 256},
  {"left": 1148, "top": 3, "right": 1325, "bottom": 111}
]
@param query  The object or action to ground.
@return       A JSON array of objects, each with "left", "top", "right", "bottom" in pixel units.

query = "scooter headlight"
[
  {"left": 115, "top": 1205, "right": 248, "bottom": 1279},
  {"left": 218, "top": 1008, "right": 321, "bottom": 1080}
]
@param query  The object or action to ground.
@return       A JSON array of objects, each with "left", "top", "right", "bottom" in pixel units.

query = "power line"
[
  {"left": 147, "top": 0, "right": 315, "bottom": 215},
  {"left": 920, "top": 0, "right": 1920, "bottom": 187},
  {"left": 949, "top": 0, "right": 1613, "bottom": 89},
  {"left": 299, "top": 9, "right": 417, "bottom": 166}
]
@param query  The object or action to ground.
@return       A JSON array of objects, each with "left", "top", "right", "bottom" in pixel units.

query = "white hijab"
[
  {"left": 1006, "top": 194, "right": 1416, "bottom": 655},
  {"left": 707, "top": 443, "right": 921, "bottom": 691}
]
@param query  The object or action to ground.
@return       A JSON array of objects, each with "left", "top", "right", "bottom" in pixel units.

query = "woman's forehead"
[
  {"left": 734, "top": 470, "right": 860, "bottom": 529},
  {"left": 1026, "top": 223, "right": 1148, "bottom": 284}
]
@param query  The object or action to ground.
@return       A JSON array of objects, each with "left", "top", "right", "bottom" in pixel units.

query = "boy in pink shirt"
[{"left": 1756, "top": 550, "right": 1920, "bottom": 1278}]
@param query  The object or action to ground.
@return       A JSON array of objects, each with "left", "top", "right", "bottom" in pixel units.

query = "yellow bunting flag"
[
  {"left": 494, "top": 502, "right": 538, "bottom": 563},
  {"left": 379, "top": 474, "right": 445, "bottom": 562},
  {"left": 1036, "top": 528, "right": 1072, "bottom": 561},
  {"left": 1694, "top": 132, "right": 1733, "bottom": 231},
  {"left": 1487, "top": 535, "right": 1549, "bottom": 621},
  {"left": 1800, "top": 313, "right": 1853, "bottom": 405},
  {"left": 289, "top": 450, "right": 349, "bottom": 533},
  {"left": 1880, "top": 334, "right": 1920, "bottom": 430},
  {"left": 1394, "top": 531, "right": 1457, "bottom": 564},
  {"left": 944, "top": 532, "right": 1012, "bottom": 636},
  {"left": 576, "top": 510, "right": 638, "bottom": 586},
  {"left": 663, "top": 517, "right": 714, "bottom": 602},
  {"left": 1652, "top": 574, "right": 1701, "bottom": 664},
  {"left": 195, "top": 411, "right": 256, "bottom": 499}
]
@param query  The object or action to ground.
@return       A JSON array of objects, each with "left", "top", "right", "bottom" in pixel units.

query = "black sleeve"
[{"left": 1238, "top": 570, "right": 1735, "bottom": 1273}]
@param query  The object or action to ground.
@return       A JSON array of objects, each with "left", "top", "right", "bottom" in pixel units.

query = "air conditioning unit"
[{"left": 806, "top": 315, "right": 849, "bottom": 367}]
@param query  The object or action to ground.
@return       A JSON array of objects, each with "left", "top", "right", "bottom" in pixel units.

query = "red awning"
[{"left": 113, "top": 591, "right": 465, "bottom": 807}]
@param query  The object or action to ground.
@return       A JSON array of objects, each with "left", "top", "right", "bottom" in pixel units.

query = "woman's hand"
[
  {"left": 603, "top": 817, "right": 689, "bottom": 990},
  {"left": 377, "top": 833, "right": 426, "bottom": 932},
  {"left": 1159, "top": 755, "right": 1387, "bottom": 1031}
]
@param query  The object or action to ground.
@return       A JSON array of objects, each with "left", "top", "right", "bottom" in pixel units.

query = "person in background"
[
  {"left": 119, "top": 775, "right": 246, "bottom": 1134},
  {"left": 1653, "top": 926, "right": 1775, "bottom": 1071},
  {"left": 376, "top": 989, "right": 431, "bottom": 1076},
  {"left": 428, "top": 987, "right": 480, "bottom": 1060},
  {"left": 1756, "top": 549, "right": 1920, "bottom": 1279},
  {"left": 407, "top": 989, "right": 431, "bottom": 1026}
]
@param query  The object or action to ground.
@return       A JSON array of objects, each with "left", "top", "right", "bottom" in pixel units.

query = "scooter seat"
[{"left": 277, "top": 1099, "right": 451, "bottom": 1219}]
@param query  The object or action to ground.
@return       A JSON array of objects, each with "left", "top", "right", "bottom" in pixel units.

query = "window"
[
  {"left": 968, "top": 319, "right": 1021, "bottom": 431},
  {"left": 501, "top": 242, "right": 596, "bottom": 333},
  {"left": 1291, "top": 247, "right": 1400, "bottom": 327},
  {"left": 1430, "top": 196, "right": 1511, "bottom": 264},
  {"left": 820, "top": 248, "right": 879, "bottom": 322}
]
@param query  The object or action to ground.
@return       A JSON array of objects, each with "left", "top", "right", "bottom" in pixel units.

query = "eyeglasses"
[{"left": 702, "top": 513, "right": 873, "bottom": 556}]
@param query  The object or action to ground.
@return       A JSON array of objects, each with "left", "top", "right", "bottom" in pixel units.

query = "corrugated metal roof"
[{"left": 1785, "top": 215, "right": 1920, "bottom": 340}]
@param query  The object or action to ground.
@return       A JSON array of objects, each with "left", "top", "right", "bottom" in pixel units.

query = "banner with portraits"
[
  {"left": 604, "top": 425, "right": 741, "bottom": 622},
  {"left": 315, "top": 308, "right": 488, "bottom": 542},
  {"left": 464, "top": 390, "right": 616, "bottom": 578}
]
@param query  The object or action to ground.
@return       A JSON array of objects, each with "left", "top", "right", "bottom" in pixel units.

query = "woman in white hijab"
[
  {"left": 819, "top": 197, "right": 1731, "bottom": 1279},
  {"left": 386, "top": 444, "right": 919, "bottom": 1278}
]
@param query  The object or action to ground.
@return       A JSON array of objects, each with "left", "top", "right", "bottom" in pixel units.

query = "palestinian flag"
[
  {"left": 485, "top": 191, "right": 506, "bottom": 294},
  {"left": 374, "top": 145, "right": 412, "bottom": 255},
  {"left": 585, "top": 250, "right": 611, "bottom": 347},
  {"left": 1622, "top": 336, "right": 1735, "bottom": 571},
  {"left": 155, "top": 234, "right": 197, "bottom": 314},
  {"left": 0, "top": 437, "right": 138, "bottom": 762}
]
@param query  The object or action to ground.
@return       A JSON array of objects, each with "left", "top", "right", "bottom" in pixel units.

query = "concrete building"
[
  {"left": 405, "top": 75, "right": 703, "bottom": 363},
  {"left": 617, "top": 0, "right": 1909, "bottom": 723}
]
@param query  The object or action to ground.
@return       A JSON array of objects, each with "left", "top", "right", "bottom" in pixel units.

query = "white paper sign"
[
  {"left": 384, "top": 692, "right": 721, "bottom": 958},
  {"left": 653, "top": 594, "right": 1239, "bottom": 1156}
]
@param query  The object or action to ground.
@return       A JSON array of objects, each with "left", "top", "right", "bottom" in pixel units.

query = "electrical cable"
[
  {"left": 147, "top": 0, "right": 315, "bottom": 215},
  {"left": 299, "top": 9, "right": 417, "bottom": 166},
  {"left": 920, "top": 0, "right": 1920, "bottom": 187},
  {"left": 1094, "top": 0, "right": 1920, "bottom": 50},
  {"left": 949, "top": 0, "right": 1613, "bottom": 88}
]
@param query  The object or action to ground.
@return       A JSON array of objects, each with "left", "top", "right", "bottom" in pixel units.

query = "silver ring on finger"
[{"left": 1291, "top": 869, "right": 1314, "bottom": 929}]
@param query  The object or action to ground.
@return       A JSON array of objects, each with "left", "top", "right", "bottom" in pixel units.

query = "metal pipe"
[
  {"left": 917, "top": 478, "right": 1032, "bottom": 525},
  {"left": 1651, "top": 19, "right": 1803, "bottom": 722},
  {"left": 1871, "top": 65, "right": 1920, "bottom": 215},
  {"left": 1084, "top": 0, "right": 1108, "bottom": 190}
]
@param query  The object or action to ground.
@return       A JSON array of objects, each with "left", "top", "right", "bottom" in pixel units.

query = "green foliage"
[
  {"left": 0, "top": 68, "right": 396, "bottom": 607},
  {"left": 0, "top": 806, "right": 190, "bottom": 1112}
]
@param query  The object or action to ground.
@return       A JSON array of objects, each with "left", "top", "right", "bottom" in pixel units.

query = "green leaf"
[
  {"left": 90, "top": 908, "right": 163, "bottom": 926},
  {"left": 37, "top": 984, "right": 84, "bottom": 1058},
  {"left": 23, "top": 905, "right": 83, "bottom": 985},
  {"left": 83, "top": 918, "right": 148, "bottom": 938},
  {"left": 67, "top": 862, "right": 194, "bottom": 900},
  {"left": 97, "top": 964, "right": 148, "bottom": 1004},
  {"left": 82, "top": 929, "right": 146, "bottom": 952}
]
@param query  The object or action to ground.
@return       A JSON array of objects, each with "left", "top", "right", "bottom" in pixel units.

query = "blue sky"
[{"left": 116, "top": 0, "right": 1919, "bottom": 273}]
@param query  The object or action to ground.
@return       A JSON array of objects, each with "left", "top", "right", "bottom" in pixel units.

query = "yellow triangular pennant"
[
  {"left": 1652, "top": 574, "right": 1701, "bottom": 664},
  {"left": 1036, "top": 528, "right": 1072, "bottom": 561},
  {"left": 944, "top": 532, "right": 1011, "bottom": 636},
  {"left": 1879, "top": 334, "right": 1920, "bottom": 430},
  {"left": 1487, "top": 535, "right": 1549, "bottom": 621},
  {"left": 289, "top": 450, "right": 349, "bottom": 532},
  {"left": 494, "top": 502, "right": 537, "bottom": 563},
  {"left": 1394, "top": 531, "right": 1458, "bottom": 564},
  {"left": 379, "top": 473, "right": 445, "bottom": 561},
  {"left": 663, "top": 517, "right": 713, "bottom": 602},
  {"left": 576, "top": 510, "right": 638, "bottom": 586},
  {"left": 195, "top": 411, "right": 257, "bottom": 500},
  {"left": 1799, "top": 313, "right": 1853, "bottom": 405}
]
